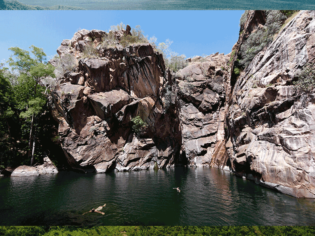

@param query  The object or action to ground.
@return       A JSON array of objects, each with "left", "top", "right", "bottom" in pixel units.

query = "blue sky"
[{"left": 0, "top": 11, "right": 244, "bottom": 63}]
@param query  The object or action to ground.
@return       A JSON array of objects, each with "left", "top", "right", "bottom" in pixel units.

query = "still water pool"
[{"left": 0, "top": 167, "right": 315, "bottom": 226}]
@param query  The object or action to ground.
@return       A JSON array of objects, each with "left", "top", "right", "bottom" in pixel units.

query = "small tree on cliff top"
[
  {"left": 8, "top": 46, "right": 55, "bottom": 166},
  {"left": 120, "top": 25, "right": 148, "bottom": 47},
  {"left": 110, "top": 22, "right": 126, "bottom": 31}
]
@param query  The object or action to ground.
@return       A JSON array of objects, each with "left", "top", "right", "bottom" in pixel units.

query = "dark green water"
[{"left": 1, "top": 167, "right": 315, "bottom": 226}]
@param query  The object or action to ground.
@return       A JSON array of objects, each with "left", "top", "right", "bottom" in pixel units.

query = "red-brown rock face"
[
  {"left": 50, "top": 13, "right": 315, "bottom": 199},
  {"left": 50, "top": 27, "right": 180, "bottom": 173}
]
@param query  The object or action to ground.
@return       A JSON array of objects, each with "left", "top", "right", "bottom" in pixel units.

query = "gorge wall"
[
  {"left": 49, "top": 10, "right": 315, "bottom": 198},
  {"left": 227, "top": 10, "right": 315, "bottom": 198}
]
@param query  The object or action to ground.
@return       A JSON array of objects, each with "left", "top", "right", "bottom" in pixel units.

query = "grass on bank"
[{"left": 1, "top": 226, "right": 315, "bottom": 236}]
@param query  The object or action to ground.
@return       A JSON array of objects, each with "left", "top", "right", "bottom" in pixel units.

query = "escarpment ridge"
[{"left": 45, "top": 10, "right": 315, "bottom": 198}]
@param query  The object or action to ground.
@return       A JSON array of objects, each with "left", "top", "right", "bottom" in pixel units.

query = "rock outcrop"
[
  {"left": 36, "top": 157, "right": 59, "bottom": 174},
  {"left": 226, "top": 10, "right": 315, "bottom": 198},
  {"left": 49, "top": 13, "right": 315, "bottom": 198},
  {"left": 175, "top": 54, "right": 230, "bottom": 167},
  {"left": 11, "top": 166, "right": 39, "bottom": 177},
  {"left": 50, "top": 27, "right": 181, "bottom": 173},
  {"left": 11, "top": 157, "right": 58, "bottom": 176}
]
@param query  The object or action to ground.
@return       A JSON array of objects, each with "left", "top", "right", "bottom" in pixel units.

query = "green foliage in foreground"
[{"left": 1, "top": 226, "right": 315, "bottom": 236}]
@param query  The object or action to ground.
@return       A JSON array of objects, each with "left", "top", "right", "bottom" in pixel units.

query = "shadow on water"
[{"left": 1, "top": 168, "right": 315, "bottom": 226}]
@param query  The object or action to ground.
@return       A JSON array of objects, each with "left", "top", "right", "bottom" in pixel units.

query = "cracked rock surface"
[
  {"left": 50, "top": 27, "right": 181, "bottom": 173},
  {"left": 227, "top": 11, "right": 315, "bottom": 198},
  {"left": 49, "top": 13, "right": 315, "bottom": 198}
]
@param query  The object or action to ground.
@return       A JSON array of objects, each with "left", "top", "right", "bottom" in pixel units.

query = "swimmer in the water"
[
  {"left": 83, "top": 203, "right": 106, "bottom": 215},
  {"left": 173, "top": 187, "right": 180, "bottom": 193}
]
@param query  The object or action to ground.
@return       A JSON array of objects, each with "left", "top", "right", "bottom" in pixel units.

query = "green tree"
[
  {"left": 0, "top": 67, "right": 16, "bottom": 167},
  {"left": 8, "top": 46, "right": 55, "bottom": 166},
  {"left": 168, "top": 52, "right": 187, "bottom": 72}
]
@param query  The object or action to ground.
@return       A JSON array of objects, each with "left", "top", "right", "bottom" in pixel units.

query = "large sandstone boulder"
[
  {"left": 50, "top": 26, "right": 180, "bottom": 173},
  {"left": 88, "top": 89, "right": 131, "bottom": 120},
  {"left": 11, "top": 157, "right": 58, "bottom": 177},
  {"left": 11, "top": 166, "right": 39, "bottom": 177}
]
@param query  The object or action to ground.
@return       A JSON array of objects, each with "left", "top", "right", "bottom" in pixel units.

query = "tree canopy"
[
  {"left": 0, "top": 46, "right": 61, "bottom": 168},
  {"left": 8, "top": 46, "right": 55, "bottom": 119}
]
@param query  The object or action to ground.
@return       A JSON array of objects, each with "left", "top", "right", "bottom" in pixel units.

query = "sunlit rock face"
[
  {"left": 50, "top": 27, "right": 181, "bottom": 173},
  {"left": 49, "top": 12, "right": 315, "bottom": 199},
  {"left": 175, "top": 53, "right": 231, "bottom": 167},
  {"left": 227, "top": 11, "right": 315, "bottom": 198}
]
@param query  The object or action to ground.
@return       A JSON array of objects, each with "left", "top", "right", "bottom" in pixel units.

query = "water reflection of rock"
[
  {"left": 208, "top": 168, "right": 234, "bottom": 202},
  {"left": 261, "top": 190, "right": 310, "bottom": 225},
  {"left": 109, "top": 169, "right": 181, "bottom": 225},
  {"left": 53, "top": 173, "right": 108, "bottom": 212},
  {"left": 202, "top": 168, "right": 236, "bottom": 224},
  {"left": 10, "top": 175, "right": 57, "bottom": 203},
  {"left": 2, "top": 168, "right": 315, "bottom": 226}
]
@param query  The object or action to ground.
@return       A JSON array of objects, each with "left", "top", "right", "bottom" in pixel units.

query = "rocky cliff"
[
  {"left": 50, "top": 11, "right": 315, "bottom": 198},
  {"left": 50, "top": 28, "right": 182, "bottom": 172},
  {"left": 175, "top": 54, "right": 230, "bottom": 167},
  {"left": 226, "top": 10, "right": 315, "bottom": 198},
  {"left": 50, "top": 27, "right": 231, "bottom": 173}
]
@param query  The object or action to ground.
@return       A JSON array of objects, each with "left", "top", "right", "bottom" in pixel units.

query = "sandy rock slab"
[
  {"left": 11, "top": 166, "right": 39, "bottom": 177},
  {"left": 11, "top": 157, "right": 58, "bottom": 177}
]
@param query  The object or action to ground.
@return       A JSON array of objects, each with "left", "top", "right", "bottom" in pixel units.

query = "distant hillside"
[
  {"left": 0, "top": 0, "right": 83, "bottom": 9},
  {"left": 48, "top": 5, "right": 83, "bottom": 9}
]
